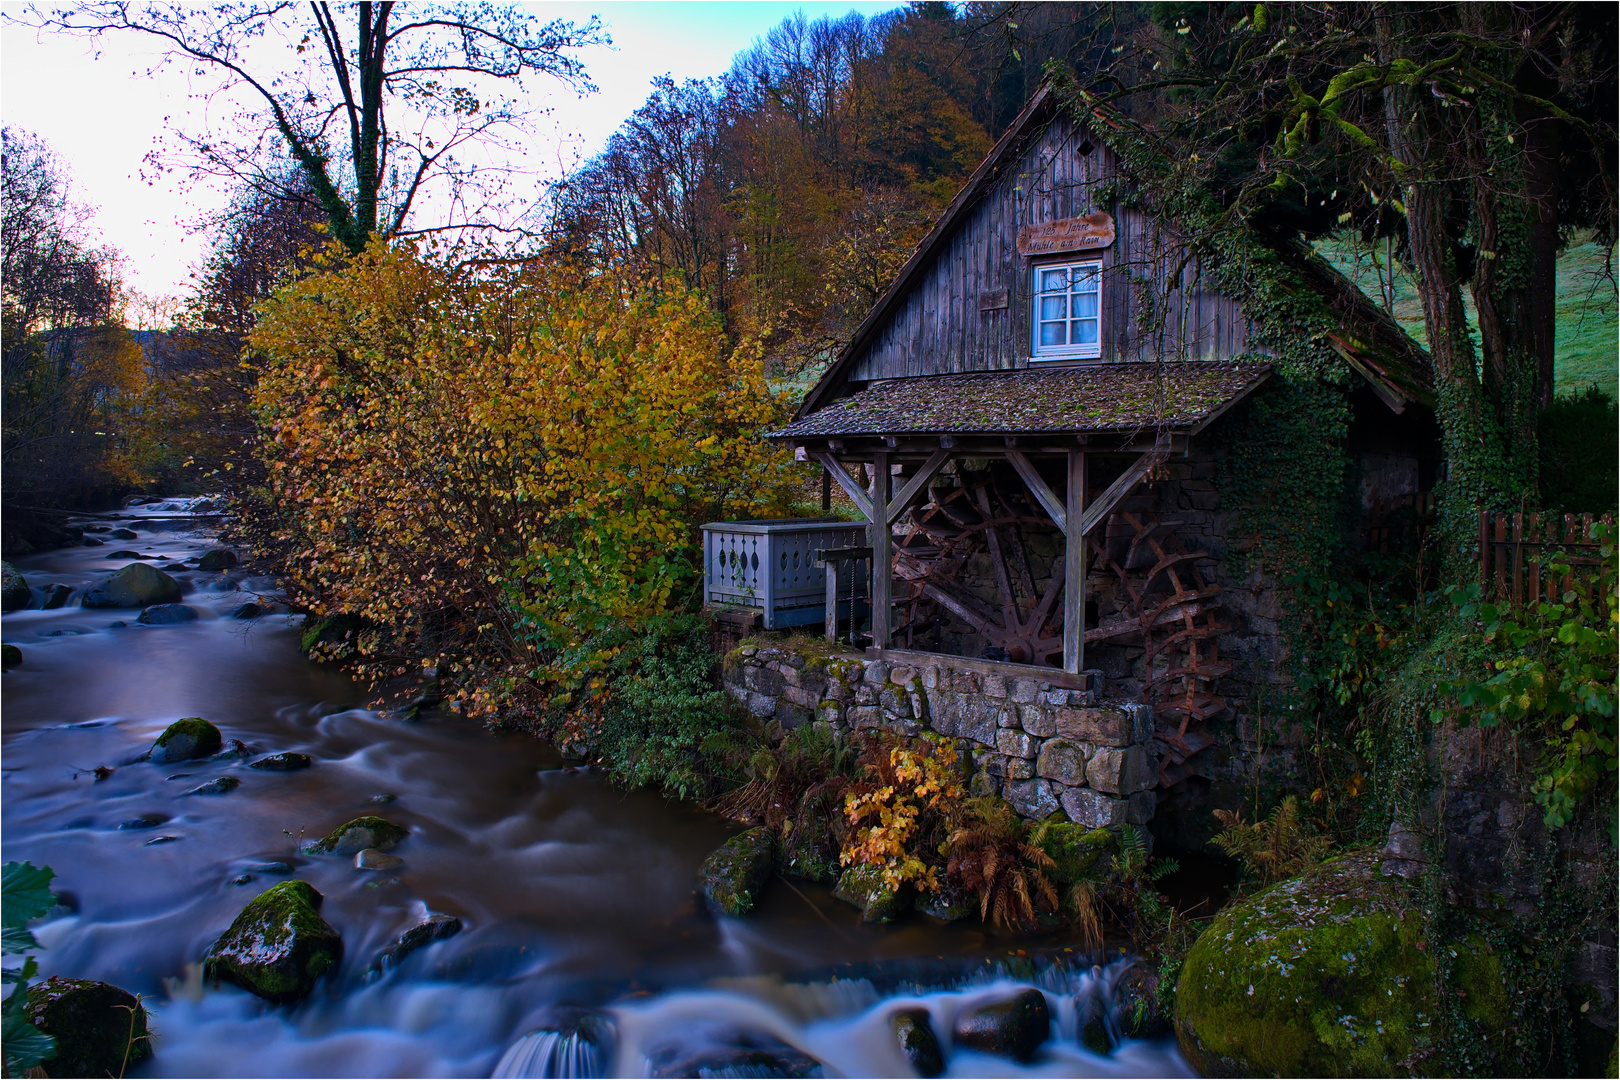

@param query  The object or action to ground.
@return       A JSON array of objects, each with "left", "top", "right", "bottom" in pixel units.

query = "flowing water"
[{"left": 1, "top": 503, "right": 1193, "bottom": 1078}]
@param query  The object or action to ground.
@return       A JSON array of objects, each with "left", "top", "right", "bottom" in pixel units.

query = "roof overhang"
[{"left": 769, "top": 362, "right": 1272, "bottom": 453}]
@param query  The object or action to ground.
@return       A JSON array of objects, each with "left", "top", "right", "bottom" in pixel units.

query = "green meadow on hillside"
[{"left": 1318, "top": 234, "right": 1617, "bottom": 400}]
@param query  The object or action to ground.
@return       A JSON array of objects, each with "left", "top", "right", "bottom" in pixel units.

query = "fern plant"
[
  {"left": 946, "top": 797, "right": 1059, "bottom": 930},
  {"left": 3, "top": 861, "right": 58, "bottom": 1076},
  {"left": 1211, "top": 796, "right": 1335, "bottom": 885}
]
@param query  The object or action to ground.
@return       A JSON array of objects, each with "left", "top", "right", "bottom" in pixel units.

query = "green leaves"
[
  {"left": 1446, "top": 530, "right": 1617, "bottom": 832},
  {"left": 2, "top": 861, "right": 55, "bottom": 946},
  {"left": 2, "top": 862, "right": 57, "bottom": 1075}
]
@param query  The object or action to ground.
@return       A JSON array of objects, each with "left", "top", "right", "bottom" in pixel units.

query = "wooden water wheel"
[
  {"left": 1086, "top": 506, "right": 1228, "bottom": 787},
  {"left": 892, "top": 465, "right": 1067, "bottom": 666}
]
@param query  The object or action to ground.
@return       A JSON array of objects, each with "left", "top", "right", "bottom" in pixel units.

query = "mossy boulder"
[
  {"left": 2, "top": 643, "right": 20, "bottom": 669},
  {"left": 300, "top": 613, "right": 365, "bottom": 660},
  {"left": 303, "top": 815, "right": 408, "bottom": 856},
  {"left": 952, "top": 988, "right": 1051, "bottom": 1062},
  {"left": 699, "top": 827, "right": 775, "bottom": 916},
  {"left": 1175, "top": 850, "right": 1509, "bottom": 1077},
  {"left": 147, "top": 717, "right": 223, "bottom": 763},
  {"left": 833, "top": 863, "right": 910, "bottom": 923},
  {"left": 24, "top": 977, "right": 152, "bottom": 1078},
  {"left": 203, "top": 880, "right": 342, "bottom": 1002},
  {"left": 82, "top": 563, "right": 182, "bottom": 609},
  {"left": 1, "top": 562, "right": 32, "bottom": 611}
]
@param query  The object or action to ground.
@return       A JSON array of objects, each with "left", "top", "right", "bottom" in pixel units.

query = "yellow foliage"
[
  {"left": 841, "top": 734, "right": 964, "bottom": 894},
  {"left": 250, "top": 239, "right": 800, "bottom": 715}
]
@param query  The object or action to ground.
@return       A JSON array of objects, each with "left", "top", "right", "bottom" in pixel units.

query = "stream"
[{"left": 1, "top": 502, "right": 1194, "bottom": 1078}]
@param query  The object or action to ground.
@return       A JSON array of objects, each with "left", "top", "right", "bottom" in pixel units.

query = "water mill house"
[{"left": 708, "top": 80, "right": 1439, "bottom": 833}]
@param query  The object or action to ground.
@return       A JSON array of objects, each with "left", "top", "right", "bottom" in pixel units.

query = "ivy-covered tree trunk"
[{"left": 1379, "top": 13, "right": 1533, "bottom": 581}]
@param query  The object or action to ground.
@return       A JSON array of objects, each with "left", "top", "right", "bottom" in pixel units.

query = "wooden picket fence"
[{"left": 1478, "top": 509, "right": 1614, "bottom": 607}]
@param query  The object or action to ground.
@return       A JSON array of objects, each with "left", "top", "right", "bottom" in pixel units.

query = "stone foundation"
[{"left": 723, "top": 641, "right": 1159, "bottom": 829}]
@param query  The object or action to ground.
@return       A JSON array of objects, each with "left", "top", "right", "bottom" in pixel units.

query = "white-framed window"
[{"left": 1031, "top": 259, "right": 1102, "bottom": 360}]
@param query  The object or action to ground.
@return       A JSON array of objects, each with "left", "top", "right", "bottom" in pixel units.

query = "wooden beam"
[
  {"left": 1064, "top": 449, "right": 1087, "bottom": 674},
  {"left": 871, "top": 451, "right": 892, "bottom": 649},
  {"left": 1078, "top": 440, "right": 1169, "bottom": 536},
  {"left": 886, "top": 449, "right": 951, "bottom": 526},
  {"left": 811, "top": 453, "right": 873, "bottom": 521},
  {"left": 1007, "top": 449, "right": 1066, "bottom": 531}
]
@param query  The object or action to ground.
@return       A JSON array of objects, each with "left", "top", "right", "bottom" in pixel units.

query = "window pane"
[
  {"left": 1040, "top": 321, "right": 1067, "bottom": 347},
  {"left": 1073, "top": 318, "right": 1099, "bottom": 344},
  {"left": 1071, "top": 264, "right": 1100, "bottom": 290},
  {"left": 1073, "top": 293, "right": 1099, "bottom": 318},
  {"left": 1040, "top": 268, "right": 1069, "bottom": 293},
  {"left": 1040, "top": 296, "right": 1068, "bottom": 321}
]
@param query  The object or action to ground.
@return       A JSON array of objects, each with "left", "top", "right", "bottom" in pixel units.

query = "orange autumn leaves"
[{"left": 251, "top": 240, "right": 800, "bottom": 716}]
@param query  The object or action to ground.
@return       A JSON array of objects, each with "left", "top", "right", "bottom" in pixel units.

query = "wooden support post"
[
  {"left": 871, "top": 452, "right": 891, "bottom": 649},
  {"left": 1064, "top": 449, "right": 1087, "bottom": 674},
  {"left": 821, "top": 469, "right": 831, "bottom": 514},
  {"left": 825, "top": 558, "right": 838, "bottom": 643}
]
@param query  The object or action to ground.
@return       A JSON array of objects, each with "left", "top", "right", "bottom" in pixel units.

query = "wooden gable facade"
[{"left": 766, "top": 82, "right": 1439, "bottom": 788}]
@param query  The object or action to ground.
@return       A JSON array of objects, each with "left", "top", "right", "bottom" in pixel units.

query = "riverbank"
[{"left": 1, "top": 502, "right": 1191, "bottom": 1077}]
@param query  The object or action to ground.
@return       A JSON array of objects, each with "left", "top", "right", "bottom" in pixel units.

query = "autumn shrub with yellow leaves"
[{"left": 250, "top": 239, "right": 800, "bottom": 720}]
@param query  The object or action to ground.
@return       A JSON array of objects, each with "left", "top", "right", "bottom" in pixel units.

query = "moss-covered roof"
[{"left": 770, "top": 362, "right": 1271, "bottom": 439}]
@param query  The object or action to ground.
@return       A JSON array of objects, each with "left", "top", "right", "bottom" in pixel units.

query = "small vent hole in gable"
[{"left": 1077, "top": 140, "right": 1095, "bottom": 157}]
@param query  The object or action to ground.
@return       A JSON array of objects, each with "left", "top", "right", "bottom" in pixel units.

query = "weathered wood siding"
[{"left": 849, "top": 112, "right": 1251, "bottom": 381}]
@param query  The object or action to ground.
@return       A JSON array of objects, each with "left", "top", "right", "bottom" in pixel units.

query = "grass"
[{"left": 1316, "top": 232, "right": 1617, "bottom": 400}]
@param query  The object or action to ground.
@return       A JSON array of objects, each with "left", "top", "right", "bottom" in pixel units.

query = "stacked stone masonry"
[{"left": 724, "top": 643, "right": 1159, "bottom": 829}]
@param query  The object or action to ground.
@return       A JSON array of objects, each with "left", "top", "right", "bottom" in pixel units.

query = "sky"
[{"left": 1, "top": 2, "right": 900, "bottom": 304}]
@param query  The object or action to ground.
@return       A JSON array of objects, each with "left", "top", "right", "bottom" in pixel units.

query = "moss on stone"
[
  {"left": 25, "top": 977, "right": 151, "bottom": 1078},
  {"left": 204, "top": 880, "right": 342, "bottom": 1003},
  {"left": 834, "top": 863, "right": 910, "bottom": 923},
  {"left": 1034, "top": 823, "right": 1115, "bottom": 883},
  {"left": 1174, "top": 851, "right": 1509, "bottom": 1077},
  {"left": 148, "top": 717, "right": 223, "bottom": 763},
  {"left": 699, "top": 826, "right": 775, "bottom": 916},
  {"left": 300, "top": 613, "right": 365, "bottom": 659},
  {"left": 1, "top": 562, "right": 31, "bottom": 612},
  {"left": 304, "top": 815, "right": 408, "bottom": 855},
  {"left": 2, "top": 642, "right": 21, "bottom": 669}
]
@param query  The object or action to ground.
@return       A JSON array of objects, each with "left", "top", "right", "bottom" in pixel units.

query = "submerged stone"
[
  {"left": 355, "top": 848, "right": 404, "bottom": 871},
  {"left": 303, "top": 815, "right": 408, "bottom": 856},
  {"left": 138, "top": 603, "right": 199, "bottom": 625},
  {"left": 185, "top": 776, "right": 240, "bottom": 796},
  {"left": 1174, "top": 851, "right": 1509, "bottom": 1078},
  {"left": 891, "top": 1007, "right": 945, "bottom": 1077},
  {"left": 230, "top": 601, "right": 265, "bottom": 620},
  {"left": 204, "top": 880, "right": 342, "bottom": 1003},
  {"left": 366, "top": 914, "right": 462, "bottom": 977},
  {"left": 147, "top": 717, "right": 223, "bottom": 763},
  {"left": 24, "top": 976, "right": 152, "bottom": 1078},
  {"left": 698, "top": 826, "right": 774, "bottom": 916},
  {"left": 250, "top": 752, "right": 313, "bottom": 771},
  {"left": 82, "top": 563, "right": 181, "bottom": 609},
  {"left": 952, "top": 988, "right": 1051, "bottom": 1063}
]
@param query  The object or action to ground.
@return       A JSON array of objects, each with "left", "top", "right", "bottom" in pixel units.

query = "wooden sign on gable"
[{"left": 1017, "top": 211, "right": 1115, "bottom": 256}]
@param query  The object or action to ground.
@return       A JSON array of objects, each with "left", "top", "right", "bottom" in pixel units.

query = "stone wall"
[{"left": 723, "top": 641, "right": 1160, "bottom": 830}]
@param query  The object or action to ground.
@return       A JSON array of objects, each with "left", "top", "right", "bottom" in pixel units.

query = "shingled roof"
[{"left": 770, "top": 362, "right": 1272, "bottom": 440}]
